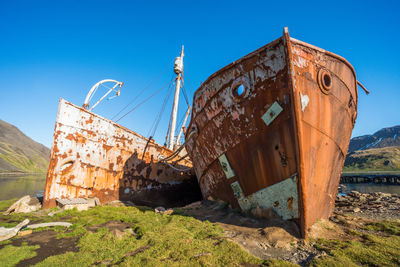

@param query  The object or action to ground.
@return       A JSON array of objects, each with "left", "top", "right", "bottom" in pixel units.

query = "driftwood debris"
[
  {"left": 0, "top": 219, "right": 30, "bottom": 241},
  {"left": 0, "top": 220, "right": 72, "bottom": 241},
  {"left": 26, "top": 222, "right": 72, "bottom": 229},
  {"left": 3, "top": 196, "right": 41, "bottom": 215}
]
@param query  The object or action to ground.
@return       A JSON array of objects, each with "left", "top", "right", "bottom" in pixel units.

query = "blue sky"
[{"left": 0, "top": 0, "right": 399, "bottom": 147}]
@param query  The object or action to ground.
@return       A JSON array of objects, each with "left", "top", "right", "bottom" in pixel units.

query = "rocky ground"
[
  {"left": 335, "top": 190, "right": 400, "bottom": 220},
  {"left": 181, "top": 191, "right": 400, "bottom": 266}
]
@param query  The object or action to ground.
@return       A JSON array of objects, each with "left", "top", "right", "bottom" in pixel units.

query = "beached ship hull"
[
  {"left": 185, "top": 29, "right": 358, "bottom": 238},
  {"left": 43, "top": 98, "right": 200, "bottom": 209}
]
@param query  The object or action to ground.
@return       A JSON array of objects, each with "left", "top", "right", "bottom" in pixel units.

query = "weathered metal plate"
[
  {"left": 43, "top": 99, "right": 201, "bottom": 209},
  {"left": 230, "top": 181, "right": 243, "bottom": 198},
  {"left": 261, "top": 101, "right": 283, "bottom": 126},
  {"left": 238, "top": 175, "right": 298, "bottom": 220},
  {"left": 218, "top": 154, "right": 235, "bottom": 179}
]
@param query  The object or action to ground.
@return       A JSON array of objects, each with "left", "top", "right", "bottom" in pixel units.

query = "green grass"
[
  {"left": 0, "top": 142, "right": 48, "bottom": 173},
  {"left": 364, "top": 220, "right": 400, "bottom": 235},
  {"left": 34, "top": 206, "right": 264, "bottom": 266},
  {"left": 0, "top": 244, "right": 39, "bottom": 267},
  {"left": 1, "top": 198, "right": 400, "bottom": 267},
  {"left": 310, "top": 220, "right": 400, "bottom": 267}
]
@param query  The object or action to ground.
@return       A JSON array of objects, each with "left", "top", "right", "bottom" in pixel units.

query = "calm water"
[
  {"left": 341, "top": 183, "right": 400, "bottom": 195},
  {"left": 0, "top": 174, "right": 46, "bottom": 201}
]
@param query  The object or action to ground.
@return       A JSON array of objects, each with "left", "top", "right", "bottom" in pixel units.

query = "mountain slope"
[
  {"left": 344, "top": 125, "right": 400, "bottom": 172},
  {"left": 348, "top": 125, "right": 400, "bottom": 152},
  {"left": 344, "top": 147, "right": 400, "bottom": 172},
  {"left": 0, "top": 119, "right": 50, "bottom": 173}
]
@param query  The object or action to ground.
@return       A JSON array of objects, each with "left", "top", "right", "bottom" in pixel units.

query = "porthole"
[
  {"left": 317, "top": 69, "right": 332, "bottom": 94},
  {"left": 232, "top": 84, "right": 246, "bottom": 99},
  {"left": 230, "top": 76, "right": 250, "bottom": 102}
]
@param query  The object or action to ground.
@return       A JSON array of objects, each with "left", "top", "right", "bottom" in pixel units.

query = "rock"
[
  {"left": 155, "top": 206, "right": 166, "bottom": 213},
  {"left": 124, "top": 228, "right": 134, "bottom": 235},
  {"left": 251, "top": 206, "right": 279, "bottom": 219},
  {"left": 112, "top": 229, "right": 126, "bottom": 240},
  {"left": 261, "top": 226, "right": 298, "bottom": 249},
  {"left": 358, "top": 196, "right": 367, "bottom": 202},
  {"left": 207, "top": 196, "right": 215, "bottom": 201},
  {"left": 155, "top": 207, "right": 173, "bottom": 215},
  {"left": 353, "top": 207, "right": 361, "bottom": 213},
  {"left": 349, "top": 191, "right": 361, "bottom": 198},
  {"left": 163, "top": 209, "right": 174, "bottom": 215},
  {"left": 17, "top": 230, "right": 32, "bottom": 237}
]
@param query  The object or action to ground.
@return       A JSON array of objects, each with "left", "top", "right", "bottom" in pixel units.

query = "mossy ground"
[{"left": 0, "top": 199, "right": 399, "bottom": 266}]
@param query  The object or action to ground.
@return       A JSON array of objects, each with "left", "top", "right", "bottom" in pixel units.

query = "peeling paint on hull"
[
  {"left": 43, "top": 99, "right": 201, "bottom": 209},
  {"left": 185, "top": 29, "right": 359, "bottom": 238}
]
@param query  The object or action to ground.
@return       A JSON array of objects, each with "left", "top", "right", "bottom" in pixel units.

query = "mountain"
[
  {"left": 344, "top": 125, "right": 400, "bottom": 172},
  {"left": 348, "top": 125, "right": 400, "bottom": 152},
  {"left": 0, "top": 119, "right": 50, "bottom": 173}
]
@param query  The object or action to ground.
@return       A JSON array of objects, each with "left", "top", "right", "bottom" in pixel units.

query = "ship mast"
[{"left": 168, "top": 46, "right": 184, "bottom": 150}]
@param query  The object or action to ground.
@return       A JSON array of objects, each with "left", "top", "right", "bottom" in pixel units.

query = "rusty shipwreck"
[
  {"left": 184, "top": 28, "right": 368, "bottom": 238},
  {"left": 43, "top": 47, "right": 201, "bottom": 209}
]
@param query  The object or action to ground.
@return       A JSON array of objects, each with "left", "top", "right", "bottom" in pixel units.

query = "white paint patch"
[
  {"left": 218, "top": 154, "right": 235, "bottom": 179},
  {"left": 237, "top": 175, "right": 299, "bottom": 220},
  {"left": 261, "top": 102, "right": 283, "bottom": 126},
  {"left": 300, "top": 92, "right": 309, "bottom": 112},
  {"left": 294, "top": 56, "right": 307, "bottom": 68}
]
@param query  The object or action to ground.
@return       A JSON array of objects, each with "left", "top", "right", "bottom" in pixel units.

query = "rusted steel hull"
[
  {"left": 185, "top": 29, "right": 358, "bottom": 238},
  {"left": 43, "top": 99, "right": 200, "bottom": 209}
]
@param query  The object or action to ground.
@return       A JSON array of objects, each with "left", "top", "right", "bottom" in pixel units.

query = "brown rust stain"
[
  {"left": 185, "top": 29, "right": 358, "bottom": 239},
  {"left": 43, "top": 98, "right": 196, "bottom": 210}
]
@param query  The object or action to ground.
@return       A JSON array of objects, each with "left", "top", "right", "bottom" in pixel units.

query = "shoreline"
[{"left": 0, "top": 172, "right": 46, "bottom": 177}]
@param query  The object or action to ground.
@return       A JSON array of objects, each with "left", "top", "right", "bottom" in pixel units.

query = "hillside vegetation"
[
  {"left": 0, "top": 119, "right": 50, "bottom": 173},
  {"left": 343, "top": 146, "right": 400, "bottom": 172}
]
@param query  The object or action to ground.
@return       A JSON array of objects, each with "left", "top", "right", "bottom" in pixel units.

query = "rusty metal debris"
[{"left": 185, "top": 27, "right": 363, "bottom": 238}]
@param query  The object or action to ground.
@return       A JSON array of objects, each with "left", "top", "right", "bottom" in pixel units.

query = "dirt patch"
[
  {"left": 181, "top": 200, "right": 320, "bottom": 265},
  {"left": 11, "top": 230, "right": 79, "bottom": 266},
  {"left": 87, "top": 220, "right": 132, "bottom": 233}
]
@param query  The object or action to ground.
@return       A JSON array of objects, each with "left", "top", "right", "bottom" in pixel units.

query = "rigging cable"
[
  {"left": 180, "top": 72, "right": 190, "bottom": 106},
  {"left": 111, "top": 62, "right": 171, "bottom": 120},
  {"left": 115, "top": 78, "right": 175, "bottom": 123},
  {"left": 147, "top": 75, "right": 175, "bottom": 138}
]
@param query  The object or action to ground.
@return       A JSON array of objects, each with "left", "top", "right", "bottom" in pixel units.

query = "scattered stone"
[
  {"left": 155, "top": 206, "right": 173, "bottom": 215},
  {"left": 335, "top": 190, "right": 400, "bottom": 220},
  {"left": 3, "top": 195, "right": 41, "bottom": 215},
  {"left": 112, "top": 229, "right": 126, "bottom": 240},
  {"left": 251, "top": 206, "right": 279, "bottom": 219},
  {"left": 18, "top": 230, "right": 33, "bottom": 237},
  {"left": 349, "top": 191, "right": 361, "bottom": 197},
  {"left": 155, "top": 206, "right": 166, "bottom": 213},
  {"left": 124, "top": 228, "right": 134, "bottom": 235}
]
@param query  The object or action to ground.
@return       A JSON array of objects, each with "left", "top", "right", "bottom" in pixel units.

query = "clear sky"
[{"left": 0, "top": 0, "right": 399, "bottom": 148}]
